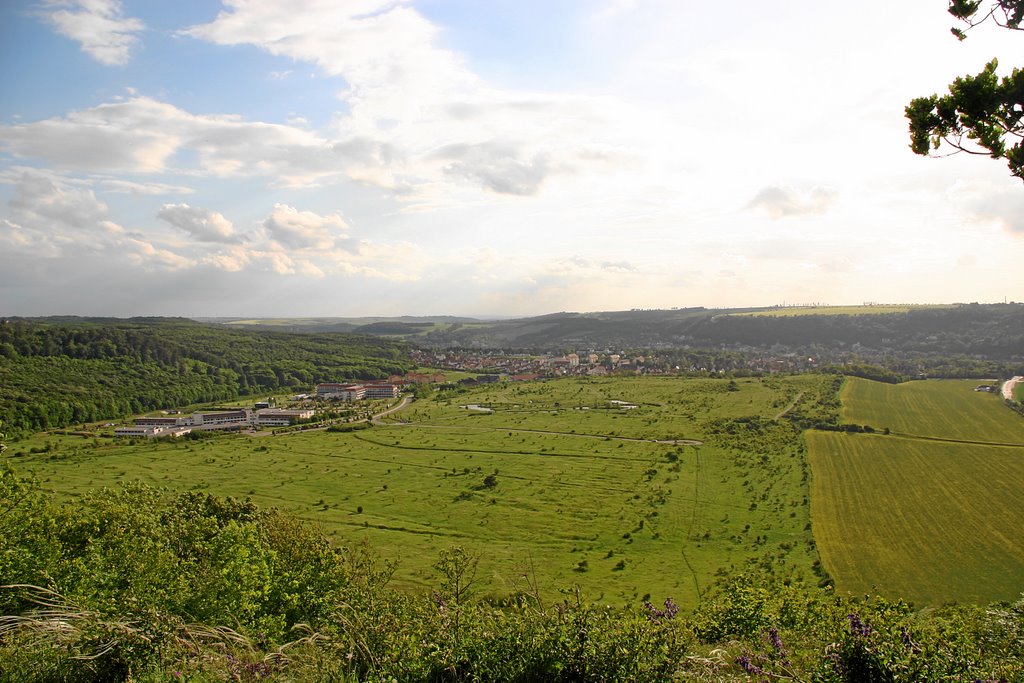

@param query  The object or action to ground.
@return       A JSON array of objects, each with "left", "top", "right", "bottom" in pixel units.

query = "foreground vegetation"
[{"left": 2, "top": 467, "right": 1022, "bottom": 682}]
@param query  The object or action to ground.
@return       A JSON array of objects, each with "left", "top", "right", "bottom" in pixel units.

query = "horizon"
[
  {"left": 6, "top": 299, "right": 1021, "bottom": 323},
  {"left": 2, "top": 1, "right": 1022, "bottom": 317}
]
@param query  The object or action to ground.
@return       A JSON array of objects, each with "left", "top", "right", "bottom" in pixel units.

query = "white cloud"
[
  {"left": 0, "top": 98, "right": 182, "bottom": 173},
  {"left": 41, "top": 0, "right": 144, "bottom": 66},
  {"left": 0, "top": 96, "right": 339, "bottom": 185},
  {"left": 157, "top": 203, "right": 241, "bottom": 243},
  {"left": 98, "top": 178, "right": 196, "bottom": 195},
  {"left": 183, "top": 1, "right": 472, "bottom": 111},
  {"left": 951, "top": 181, "right": 1024, "bottom": 234},
  {"left": 8, "top": 172, "right": 118, "bottom": 236},
  {"left": 746, "top": 186, "right": 837, "bottom": 218},
  {"left": 263, "top": 203, "right": 348, "bottom": 250},
  {"left": 126, "top": 236, "right": 194, "bottom": 270},
  {"left": 0, "top": 171, "right": 206, "bottom": 275},
  {"left": 183, "top": 2, "right": 642, "bottom": 202},
  {"left": 432, "top": 142, "right": 553, "bottom": 196}
]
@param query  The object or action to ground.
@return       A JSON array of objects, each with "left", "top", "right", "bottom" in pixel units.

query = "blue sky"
[{"left": 1, "top": 0, "right": 1022, "bottom": 317}]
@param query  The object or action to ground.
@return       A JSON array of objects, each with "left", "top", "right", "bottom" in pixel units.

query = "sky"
[{"left": 1, "top": 0, "right": 1022, "bottom": 318}]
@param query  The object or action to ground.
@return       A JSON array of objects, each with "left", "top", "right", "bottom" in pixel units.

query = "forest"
[{"left": 0, "top": 318, "right": 409, "bottom": 434}]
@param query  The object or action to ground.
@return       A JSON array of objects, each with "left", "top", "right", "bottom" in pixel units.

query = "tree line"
[{"left": 0, "top": 318, "right": 410, "bottom": 434}]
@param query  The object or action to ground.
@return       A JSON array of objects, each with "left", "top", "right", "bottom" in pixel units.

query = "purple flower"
[
  {"left": 736, "top": 653, "right": 765, "bottom": 676},
  {"left": 643, "top": 597, "right": 679, "bottom": 623},
  {"left": 846, "top": 612, "right": 871, "bottom": 638}
]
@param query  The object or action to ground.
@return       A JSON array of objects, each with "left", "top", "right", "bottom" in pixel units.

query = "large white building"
[
  {"left": 117, "top": 404, "right": 319, "bottom": 438},
  {"left": 191, "top": 409, "right": 252, "bottom": 427},
  {"left": 316, "top": 383, "right": 366, "bottom": 401},
  {"left": 114, "top": 424, "right": 192, "bottom": 438},
  {"left": 316, "top": 382, "right": 400, "bottom": 401},
  {"left": 363, "top": 382, "right": 400, "bottom": 399},
  {"left": 254, "top": 408, "right": 315, "bottom": 426}
]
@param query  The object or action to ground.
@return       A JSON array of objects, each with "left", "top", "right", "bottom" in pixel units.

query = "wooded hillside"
[{"left": 0, "top": 318, "right": 410, "bottom": 434}]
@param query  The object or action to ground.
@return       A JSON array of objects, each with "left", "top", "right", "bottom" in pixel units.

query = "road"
[
  {"left": 1002, "top": 376, "right": 1023, "bottom": 401},
  {"left": 371, "top": 395, "right": 413, "bottom": 423}
]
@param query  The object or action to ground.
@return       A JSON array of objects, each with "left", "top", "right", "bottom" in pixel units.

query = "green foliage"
[
  {"left": 326, "top": 421, "right": 372, "bottom": 432},
  {"left": 948, "top": 0, "right": 1023, "bottom": 36},
  {"left": 907, "top": 2, "right": 1024, "bottom": 180},
  {"left": 2, "top": 467, "right": 1023, "bottom": 682},
  {"left": 0, "top": 318, "right": 410, "bottom": 434}
]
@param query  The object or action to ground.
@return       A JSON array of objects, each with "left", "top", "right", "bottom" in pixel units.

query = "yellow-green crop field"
[
  {"left": 735, "top": 304, "right": 956, "bottom": 317},
  {"left": 9, "top": 375, "right": 831, "bottom": 607},
  {"left": 808, "top": 378, "right": 1024, "bottom": 605},
  {"left": 841, "top": 377, "right": 1024, "bottom": 443}
]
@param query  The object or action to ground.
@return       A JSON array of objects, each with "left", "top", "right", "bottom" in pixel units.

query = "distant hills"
[{"left": 199, "top": 303, "right": 1024, "bottom": 361}]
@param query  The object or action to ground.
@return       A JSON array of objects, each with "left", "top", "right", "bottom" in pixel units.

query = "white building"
[
  {"left": 191, "top": 409, "right": 252, "bottom": 428},
  {"left": 114, "top": 425, "right": 192, "bottom": 438},
  {"left": 255, "top": 408, "right": 315, "bottom": 427},
  {"left": 316, "top": 383, "right": 367, "bottom": 401},
  {"left": 363, "top": 382, "right": 400, "bottom": 399}
]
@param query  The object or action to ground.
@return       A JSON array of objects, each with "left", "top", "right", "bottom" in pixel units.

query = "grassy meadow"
[
  {"left": 7, "top": 375, "right": 832, "bottom": 607},
  {"left": 808, "top": 377, "right": 1024, "bottom": 605}
]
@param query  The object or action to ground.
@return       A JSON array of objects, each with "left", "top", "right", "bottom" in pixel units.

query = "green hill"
[{"left": 0, "top": 318, "right": 409, "bottom": 434}]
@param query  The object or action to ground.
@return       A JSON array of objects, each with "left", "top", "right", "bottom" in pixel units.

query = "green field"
[
  {"left": 8, "top": 375, "right": 832, "bottom": 606},
  {"left": 809, "top": 378, "right": 1024, "bottom": 605},
  {"left": 840, "top": 377, "right": 1024, "bottom": 443},
  {"left": 735, "top": 304, "right": 955, "bottom": 317}
]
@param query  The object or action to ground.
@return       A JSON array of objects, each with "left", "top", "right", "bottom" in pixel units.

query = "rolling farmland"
[
  {"left": 734, "top": 304, "right": 955, "bottom": 317},
  {"left": 840, "top": 376, "right": 1024, "bottom": 443},
  {"left": 809, "top": 377, "right": 1024, "bottom": 605},
  {"left": 10, "top": 375, "right": 831, "bottom": 606}
]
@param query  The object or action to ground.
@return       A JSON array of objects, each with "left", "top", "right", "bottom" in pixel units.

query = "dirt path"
[
  {"left": 1002, "top": 376, "right": 1023, "bottom": 401},
  {"left": 371, "top": 396, "right": 413, "bottom": 423},
  {"left": 773, "top": 391, "right": 805, "bottom": 420}
]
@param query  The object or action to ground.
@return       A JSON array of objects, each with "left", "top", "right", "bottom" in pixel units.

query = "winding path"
[{"left": 1001, "top": 376, "right": 1023, "bottom": 402}]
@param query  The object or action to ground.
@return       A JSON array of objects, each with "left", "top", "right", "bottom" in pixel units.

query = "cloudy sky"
[{"left": 1, "top": 0, "right": 1021, "bottom": 317}]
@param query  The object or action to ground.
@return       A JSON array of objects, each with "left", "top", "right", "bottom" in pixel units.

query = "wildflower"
[
  {"left": 766, "top": 627, "right": 792, "bottom": 668},
  {"left": 736, "top": 653, "right": 764, "bottom": 676},
  {"left": 643, "top": 597, "right": 679, "bottom": 623},
  {"left": 846, "top": 612, "right": 871, "bottom": 638}
]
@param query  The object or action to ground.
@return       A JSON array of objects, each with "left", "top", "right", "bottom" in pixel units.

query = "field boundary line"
[{"left": 880, "top": 432, "right": 1024, "bottom": 449}]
